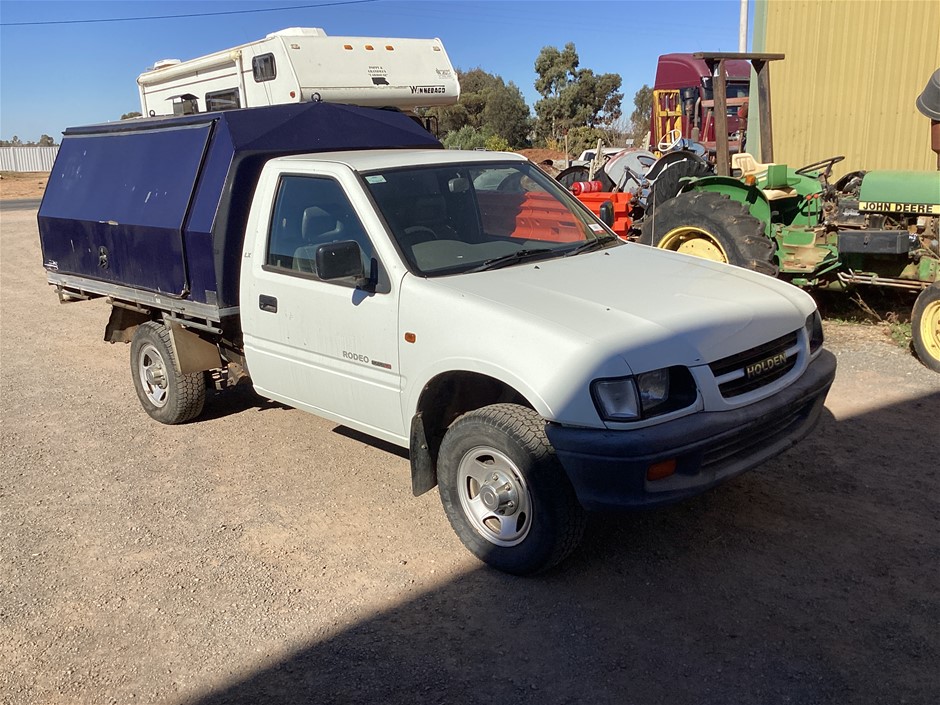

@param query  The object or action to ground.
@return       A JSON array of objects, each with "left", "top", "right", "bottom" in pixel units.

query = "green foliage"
[
  {"left": 0, "top": 134, "right": 58, "bottom": 147},
  {"left": 427, "top": 68, "right": 532, "bottom": 149},
  {"left": 628, "top": 85, "right": 653, "bottom": 148},
  {"left": 121, "top": 111, "right": 143, "bottom": 120},
  {"left": 442, "top": 125, "right": 488, "bottom": 150},
  {"left": 533, "top": 42, "right": 623, "bottom": 146},
  {"left": 484, "top": 134, "right": 511, "bottom": 152},
  {"left": 565, "top": 126, "right": 609, "bottom": 156}
]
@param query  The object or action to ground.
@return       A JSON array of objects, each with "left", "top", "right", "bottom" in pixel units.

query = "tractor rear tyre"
[
  {"left": 556, "top": 165, "right": 615, "bottom": 192},
  {"left": 640, "top": 190, "right": 778, "bottom": 276},
  {"left": 912, "top": 284, "right": 940, "bottom": 373},
  {"left": 646, "top": 158, "right": 713, "bottom": 212}
]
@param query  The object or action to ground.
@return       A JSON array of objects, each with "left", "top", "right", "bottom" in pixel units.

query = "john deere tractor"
[{"left": 641, "top": 53, "right": 940, "bottom": 372}]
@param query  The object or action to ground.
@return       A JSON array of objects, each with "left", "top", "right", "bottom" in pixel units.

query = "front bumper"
[{"left": 546, "top": 349, "right": 837, "bottom": 511}]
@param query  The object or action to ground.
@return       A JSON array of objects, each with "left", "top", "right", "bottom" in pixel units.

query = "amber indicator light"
[
  {"left": 646, "top": 459, "right": 677, "bottom": 481},
  {"left": 404, "top": 332, "right": 417, "bottom": 343}
]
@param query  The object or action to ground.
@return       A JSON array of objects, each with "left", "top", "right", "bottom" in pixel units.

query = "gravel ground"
[{"left": 2, "top": 206, "right": 939, "bottom": 705}]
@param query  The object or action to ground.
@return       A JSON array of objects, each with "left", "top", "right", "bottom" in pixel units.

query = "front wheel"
[
  {"left": 640, "top": 190, "right": 778, "bottom": 276},
  {"left": 437, "top": 404, "right": 586, "bottom": 575},
  {"left": 130, "top": 321, "right": 206, "bottom": 424},
  {"left": 912, "top": 284, "right": 940, "bottom": 373}
]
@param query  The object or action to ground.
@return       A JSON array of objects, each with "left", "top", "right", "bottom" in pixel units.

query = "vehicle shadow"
[
  {"left": 189, "top": 393, "right": 940, "bottom": 705},
  {"left": 197, "top": 383, "right": 291, "bottom": 421}
]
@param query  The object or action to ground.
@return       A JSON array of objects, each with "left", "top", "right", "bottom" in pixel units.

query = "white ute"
[
  {"left": 238, "top": 150, "right": 836, "bottom": 574},
  {"left": 39, "top": 107, "right": 835, "bottom": 574}
]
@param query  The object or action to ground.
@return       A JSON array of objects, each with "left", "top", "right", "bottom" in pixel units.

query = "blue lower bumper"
[{"left": 546, "top": 350, "right": 837, "bottom": 511}]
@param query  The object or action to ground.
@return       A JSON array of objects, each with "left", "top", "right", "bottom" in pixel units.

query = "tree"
[
  {"left": 426, "top": 68, "right": 531, "bottom": 148},
  {"left": 533, "top": 43, "right": 623, "bottom": 147},
  {"left": 627, "top": 85, "right": 653, "bottom": 148},
  {"left": 121, "top": 111, "right": 142, "bottom": 120},
  {"left": 38, "top": 134, "right": 57, "bottom": 147}
]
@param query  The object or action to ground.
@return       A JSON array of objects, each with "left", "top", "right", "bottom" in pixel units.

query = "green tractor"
[{"left": 641, "top": 53, "right": 940, "bottom": 372}]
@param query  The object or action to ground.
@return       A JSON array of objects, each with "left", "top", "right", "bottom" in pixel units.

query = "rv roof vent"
[
  {"left": 267, "top": 27, "right": 327, "bottom": 39},
  {"left": 151, "top": 59, "right": 182, "bottom": 70}
]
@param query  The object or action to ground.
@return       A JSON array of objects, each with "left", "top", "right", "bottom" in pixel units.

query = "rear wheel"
[
  {"left": 437, "top": 403, "right": 586, "bottom": 575},
  {"left": 556, "top": 165, "right": 615, "bottom": 192},
  {"left": 646, "top": 157, "right": 713, "bottom": 212},
  {"left": 640, "top": 190, "right": 778, "bottom": 276},
  {"left": 912, "top": 284, "right": 940, "bottom": 373},
  {"left": 130, "top": 321, "right": 206, "bottom": 424}
]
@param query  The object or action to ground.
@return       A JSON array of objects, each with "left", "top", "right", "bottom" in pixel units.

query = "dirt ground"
[
  {"left": 0, "top": 172, "right": 48, "bottom": 200},
  {"left": 2, "top": 202, "right": 939, "bottom": 705}
]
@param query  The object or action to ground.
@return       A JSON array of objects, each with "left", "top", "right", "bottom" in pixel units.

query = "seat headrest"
[{"left": 302, "top": 206, "right": 338, "bottom": 239}]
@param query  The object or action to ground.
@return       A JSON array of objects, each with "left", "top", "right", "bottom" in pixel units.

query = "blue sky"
[{"left": 0, "top": 0, "right": 747, "bottom": 142}]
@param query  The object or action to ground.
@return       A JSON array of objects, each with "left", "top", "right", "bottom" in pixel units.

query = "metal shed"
[{"left": 751, "top": 0, "right": 940, "bottom": 175}]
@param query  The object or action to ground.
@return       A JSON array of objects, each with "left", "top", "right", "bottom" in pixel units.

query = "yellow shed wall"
[{"left": 763, "top": 0, "right": 940, "bottom": 175}]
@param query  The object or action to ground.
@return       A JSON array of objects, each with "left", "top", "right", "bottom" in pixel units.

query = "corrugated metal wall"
[
  {"left": 756, "top": 0, "right": 940, "bottom": 175},
  {"left": 0, "top": 147, "right": 59, "bottom": 172}
]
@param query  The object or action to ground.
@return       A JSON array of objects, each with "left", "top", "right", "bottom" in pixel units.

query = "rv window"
[
  {"left": 205, "top": 89, "right": 241, "bottom": 112},
  {"left": 252, "top": 53, "right": 277, "bottom": 82}
]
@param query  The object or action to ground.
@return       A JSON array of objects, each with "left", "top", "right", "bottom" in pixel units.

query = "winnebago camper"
[{"left": 137, "top": 27, "right": 460, "bottom": 117}]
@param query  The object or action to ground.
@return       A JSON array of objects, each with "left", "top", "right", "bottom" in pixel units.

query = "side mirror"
[
  {"left": 598, "top": 200, "right": 615, "bottom": 227},
  {"left": 316, "top": 240, "right": 367, "bottom": 286}
]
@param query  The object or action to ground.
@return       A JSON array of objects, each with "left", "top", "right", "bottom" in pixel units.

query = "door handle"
[{"left": 259, "top": 294, "right": 278, "bottom": 313}]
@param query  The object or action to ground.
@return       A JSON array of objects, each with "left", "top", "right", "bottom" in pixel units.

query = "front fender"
[{"left": 682, "top": 176, "right": 773, "bottom": 236}]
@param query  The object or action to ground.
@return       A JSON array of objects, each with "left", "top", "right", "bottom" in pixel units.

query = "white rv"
[{"left": 137, "top": 27, "right": 460, "bottom": 117}]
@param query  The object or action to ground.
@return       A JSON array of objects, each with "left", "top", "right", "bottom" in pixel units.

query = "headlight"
[
  {"left": 805, "top": 311, "right": 824, "bottom": 354},
  {"left": 592, "top": 366, "right": 697, "bottom": 422}
]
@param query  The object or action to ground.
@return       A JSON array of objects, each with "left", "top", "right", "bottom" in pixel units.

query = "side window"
[
  {"left": 266, "top": 175, "right": 373, "bottom": 279},
  {"left": 205, "top": 89, "right": 241, "bottom": 112},
  {"left": 252, "top": 54, "right": 276, "bottom": 82}
]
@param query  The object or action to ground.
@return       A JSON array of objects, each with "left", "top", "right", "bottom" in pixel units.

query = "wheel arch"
[
  {"left": 105, "top": 304, "right": 220, "bottom": 374},
  {"left": 408, "top": 369, "right": 538, "bottom": 496}
]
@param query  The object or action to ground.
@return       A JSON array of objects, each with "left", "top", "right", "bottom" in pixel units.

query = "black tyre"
[
  {"left": 556, "top": 165, "right": 615, "bottom": 192},
  {"left": 646, "top": 157, "right": 713, "bottom": 212},
  {"left": 130, "top": 321, "right": 206, "bottom": 424},
  {"left": 437, "top": 403, "right": 586, "bottom": 575},
  {"left": 912, "top": 284, "right": 940, "bottom": 373},
  {"left": 640, "top": 190, "right": 778, "bottom": 276}
]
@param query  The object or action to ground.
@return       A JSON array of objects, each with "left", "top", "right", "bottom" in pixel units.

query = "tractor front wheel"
[
  {"left": 640, "top": 190, "right": 778, "bottom": 276},
  {"left": 912, "top": 284, "right": 940, "bottom": 373}
]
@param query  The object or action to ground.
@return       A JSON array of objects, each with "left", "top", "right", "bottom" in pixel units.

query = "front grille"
[{"left": 709, "top": 331, "right": 799, "bottom": 398}]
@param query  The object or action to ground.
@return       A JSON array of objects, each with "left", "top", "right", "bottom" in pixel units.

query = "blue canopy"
[{"left": 39, "top": 102, "right": 441, "bottom": 310}]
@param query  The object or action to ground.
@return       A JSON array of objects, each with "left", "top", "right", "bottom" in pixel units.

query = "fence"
[{"left": 0, "top": 146, "right": 59, "bottom": 172}]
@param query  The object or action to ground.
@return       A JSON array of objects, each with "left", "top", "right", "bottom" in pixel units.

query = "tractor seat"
[{"left": 731, "top": 153, "right": 773, "bottom": 176}]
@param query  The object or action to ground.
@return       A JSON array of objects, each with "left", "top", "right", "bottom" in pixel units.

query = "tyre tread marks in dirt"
[
  {"left": 911, "top": 283, "right": 940, "bottom": 373},
  {"left": 131, "top": 321, "right": 206, "bottom": 425},
  {"left": 641, "top": 190, "right": 778, "bottom": 277},
  {"left": 438, "top": 403, "right": 586, "bottom": 575}
]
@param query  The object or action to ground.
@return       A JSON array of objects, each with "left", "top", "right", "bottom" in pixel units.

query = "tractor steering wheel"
[
  {"left": 657, "top": 129, "right": 683, "bottom": 153},
  {"left": 795, "top": 155, "right": 845, "bottom": 178}
]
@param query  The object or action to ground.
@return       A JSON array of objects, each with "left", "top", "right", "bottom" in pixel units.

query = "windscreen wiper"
[
  {"left": 466, "top": 248, "right": 556, "bottom": 273},
  {"left": 564, "top": 234, "right": 620, "bottom": 257}
]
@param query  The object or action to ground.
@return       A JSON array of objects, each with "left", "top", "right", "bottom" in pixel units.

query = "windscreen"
[{"left": 364, "top": 161, "right": 617, "bottom": 276}]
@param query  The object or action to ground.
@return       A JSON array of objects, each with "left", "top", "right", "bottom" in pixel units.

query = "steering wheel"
[
  {"left": 795, "top": 155, "right": 845, "bottom": 178},
  {"left": 657, "top": 129, "right": 683, "bottom": 153}
]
